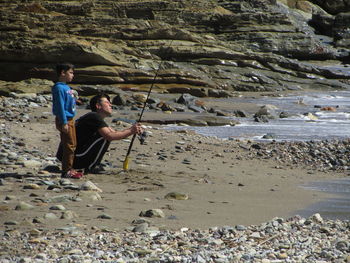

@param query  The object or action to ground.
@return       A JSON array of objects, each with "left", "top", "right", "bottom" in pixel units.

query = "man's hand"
[{"left": 131, "top": 123, "right": 143, "bottom": 135}]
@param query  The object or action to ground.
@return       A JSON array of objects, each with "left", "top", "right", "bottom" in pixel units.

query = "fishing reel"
[{"left": 138, "top": 131, "right": 147, "bottom": 145}]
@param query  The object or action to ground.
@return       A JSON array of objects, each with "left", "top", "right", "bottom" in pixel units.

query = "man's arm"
[{"left": 98, "top": 123, "right": 143, "bottom": 142}]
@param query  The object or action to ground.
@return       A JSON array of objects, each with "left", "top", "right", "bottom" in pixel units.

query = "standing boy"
[{"left": 52, "top": 62, "right": 83, "bottom": 179}]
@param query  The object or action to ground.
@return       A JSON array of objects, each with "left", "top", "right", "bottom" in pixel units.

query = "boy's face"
[{"left": 60, "top": 68, "right": 74, "bottom": 83}]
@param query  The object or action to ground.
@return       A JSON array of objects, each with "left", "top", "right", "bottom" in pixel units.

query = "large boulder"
[{"left": 0, "top": 79, "right": 53, "bottom": 96}]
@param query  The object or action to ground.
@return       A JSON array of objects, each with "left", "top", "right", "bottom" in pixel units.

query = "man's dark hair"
[
  {"left": 89, "top": 94, "right": 111, "bottom": 112},
  {"left": 56, "top": 62, "right": 74, "bottom": 76}
]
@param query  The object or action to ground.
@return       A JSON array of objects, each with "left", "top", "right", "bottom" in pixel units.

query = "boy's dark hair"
[
  {"left": 89, "top": 94, "right": 111, "bottom": 112},
  {"left": 56, "top": 62, "right": 74, "bottom": 76}
]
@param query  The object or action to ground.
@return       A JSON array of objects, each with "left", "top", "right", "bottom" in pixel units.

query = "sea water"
[{"left": 167, "top": 90, "right": 350, "bottom": 142}]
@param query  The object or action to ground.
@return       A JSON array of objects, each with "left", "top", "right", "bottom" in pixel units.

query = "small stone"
[
  {"left": 310, "top": 213, "right": 323, "bottom": 224},
  {"left": 80, "top": 181, "right": 103, "bottom": 192},
  {"left": 50, "top": 205, "right": 66, "bottom": 211},
  {"left": 28, "top": 238, "right": 49, "bottom": 245},
  {"left": 44, "top": 213, "right": 58, "bottom": 220},
  {"left": 335, "top": 240, "right": 348, "bottom": 251},
  {"left": 23, "top": 183, "right": 41, "bottom": 190},
  {"left": 164, "top": 192, "right": 189, "bottom": 200},
  {"left": 66, "top": 249, "right": 83, "bottom": 255},
  {"left": 35, "top": 253, "right": 47, "bottom": 261},
  {"left": 235, "top": 225, "right": 247, "bottom": 231},
  {"left": 135, "top": 248, "right": 153, "bottom": 256},
  {"left": 277, "top": 253, "right": 288, "bottom": 259},
  {"left": 0, "top": 205, "right": 10, "bottom": 211},
  {"left": 48, "top": 195, "right": 73, "bottom": 203},
  {"left": 78, "top": 191, "right": 102, "bottom": 201},
  {"left": 33, "top": 217, "right": 45, "bottom": 224},
  {"left": 140, "top": 209, "right": 165, "bottom": 218},
  {"left": 133, "top": 223, "right": 149, "bottom": 233},
  {"left": 97, "top": 214, "right": 112, "bottom": 219},
  {"left": 22, "top": 160, "right": 42, "bottom": 168},
  {"left": 61, "top": 210, "right": 78, "bottom": 220},
  {"left": 15, "top": 201, "right": 35, "bottom": 210},
  {"left": 132, "top": 218, "right": 150, "bottom": 225},
  {"left": 4, "top": 221, "right": 18, "bottom": 225},
  {"left": 29, "top": 229, "right": 41, "bottom": 237}
]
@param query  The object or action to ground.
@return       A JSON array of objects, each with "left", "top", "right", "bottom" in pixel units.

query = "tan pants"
[{"left": 55, "top": 118, "right": 76, "bottom": 173}]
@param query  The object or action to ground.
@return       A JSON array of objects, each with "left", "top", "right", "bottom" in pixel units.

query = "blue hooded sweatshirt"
[{"left": 52, "top": 82, "right": 76, "bottom": 124}]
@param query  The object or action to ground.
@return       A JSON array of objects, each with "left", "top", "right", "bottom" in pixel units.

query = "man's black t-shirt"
[
  {"left": 75, "top": 112, "right": 108, "bottom": 148},
  {"left": 56, "top": 112, "right": 111, "bottom": 170}
]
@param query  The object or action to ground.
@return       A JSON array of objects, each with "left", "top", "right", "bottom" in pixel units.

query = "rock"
[
  {"left": 132, "top": 93, "right": 147, "bottom": 103},
  {"left": 47, "top": 195, "right": 73, "bottom": 203},
  {"left": 44, "top": 213, "right": 58, "bottom": 220},
  {"left": 277, "top": 253, "right": 288, "bottom": 259},
  {"left": 0, "top": 205, "right": 10, "bottom": 211},
  {"left": 254, "top": 105, "right": 278, "bottom": 119},
  {"left": 132, "top": 223, "right": 149, "bottom": 233},
  {"left": 164, "top": 192, "right": 189, "bottom": 200},
  {"left": 21, "top": 160, "right": 42, "bottom": 168},
  {"left": 335, "top": 240, "right": 348, "bottom": 251},
  {"left": 139, "top": 209, "right": 165, "bottom": 218},
  {"left": 233, "top": 110, "right": 249, "bottom": 118},
  {"left": 0, "top": 79, "right": 53, "bottom": 96},
  {"left": 3, "top": 0, "right": 348, "bottom": 96},
  {"left": 23, "top": 183, "right": 41, "bottom": 190},
  {"left": 15, "top": 201, "right": 35, "bottom": 210},
  {"left": 262, "top": 133, "right": 276, "bottom": 139},
  {"left": 279, "top": 111, "right": 291, "bottom": 118},
  {"left": 97, "top": 214, "right": 112, "bottom": 219},
  {"left": 132, "top": 218, "right": 151, "bottom": 225},
  {"left": 176, "top": 93, "right": 197, "bottom": 105},
  {"left": 112, "top": 94, "right": 127, "bottom": 106},
  {"left": 304, "top": 112, "right": 318, "bottom": 120},
  {"left": 80, "top": 181, "right": 103, "bottom": 192},
  {"left": 77, "top": 191, "right": 102, "bottom": 201},
  {"left": 5, "top": 195, "right": 16, "bottom": 201},
  {"left": 49, "top": 205, "right": 66, "bottom": 211},
  {"left": 310, "top": 213, "right": 324, "bottom": 223},
  {"left": 310, "top": 0, "right": 350, "bottom": 14},
  {"left": 60, "top": 210, "right": 78, "bottom": 220},
  {"left": 4, "top": 221, "right": 18, "bottom": 225}
]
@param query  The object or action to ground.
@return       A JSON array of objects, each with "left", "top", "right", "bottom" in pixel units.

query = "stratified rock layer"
[{"left": 0, "top": 0, "right": 349, "bottom": 96}]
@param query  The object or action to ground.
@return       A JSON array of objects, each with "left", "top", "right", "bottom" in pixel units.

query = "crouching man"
[{"left": 57, "top": 93, "right": 143, "bottom": 175}]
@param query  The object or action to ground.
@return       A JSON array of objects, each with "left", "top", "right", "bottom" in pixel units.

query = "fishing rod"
[{"left": 123, "top": 40, "right": 175, "bottom": 171}]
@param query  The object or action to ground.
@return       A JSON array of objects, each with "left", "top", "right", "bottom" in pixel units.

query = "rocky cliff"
[{"left": 0, "top": 0, "right": 349, "bottom": 96}]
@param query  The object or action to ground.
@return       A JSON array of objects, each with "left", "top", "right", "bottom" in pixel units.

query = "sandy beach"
[{"left": 0, "top": 99, "right": 344, "bottom": 233}]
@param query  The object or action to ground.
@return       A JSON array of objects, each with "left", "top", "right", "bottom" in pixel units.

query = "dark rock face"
[
  {"left": 309, "top": 0, "right": 350, "bottom": 15},
  {"left": 0, "top": 0, "right": 349, "bottom": 96}
]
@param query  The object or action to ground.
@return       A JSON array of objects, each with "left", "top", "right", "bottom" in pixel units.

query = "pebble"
[
  {"left": 2, "top": 214, "right": 348, "bottom": 263},
  {"left": 15, "top": 202, "right": 35, "bottom": 210},
  {"left": 49, "top": 205, "right": 66, "bottom": 211},
  {"left": 164, "top": 192, "right": 189, "bottom": 200},
  {"left": 140, "top": 209, "right": 165, "bottom": 218},
  {"left": 60, "top": 210, "right": 77, "bottom": 220},
  {"left": 44, "top": 213, "right": 58, "bottom": 220},
  {"left": 80, "top": 180, "right": 103, "bottom": 192}
]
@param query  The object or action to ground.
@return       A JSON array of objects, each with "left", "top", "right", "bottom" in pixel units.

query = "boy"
[{"left": 52, "top": 62, "right": 83, "bottom": 179}]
